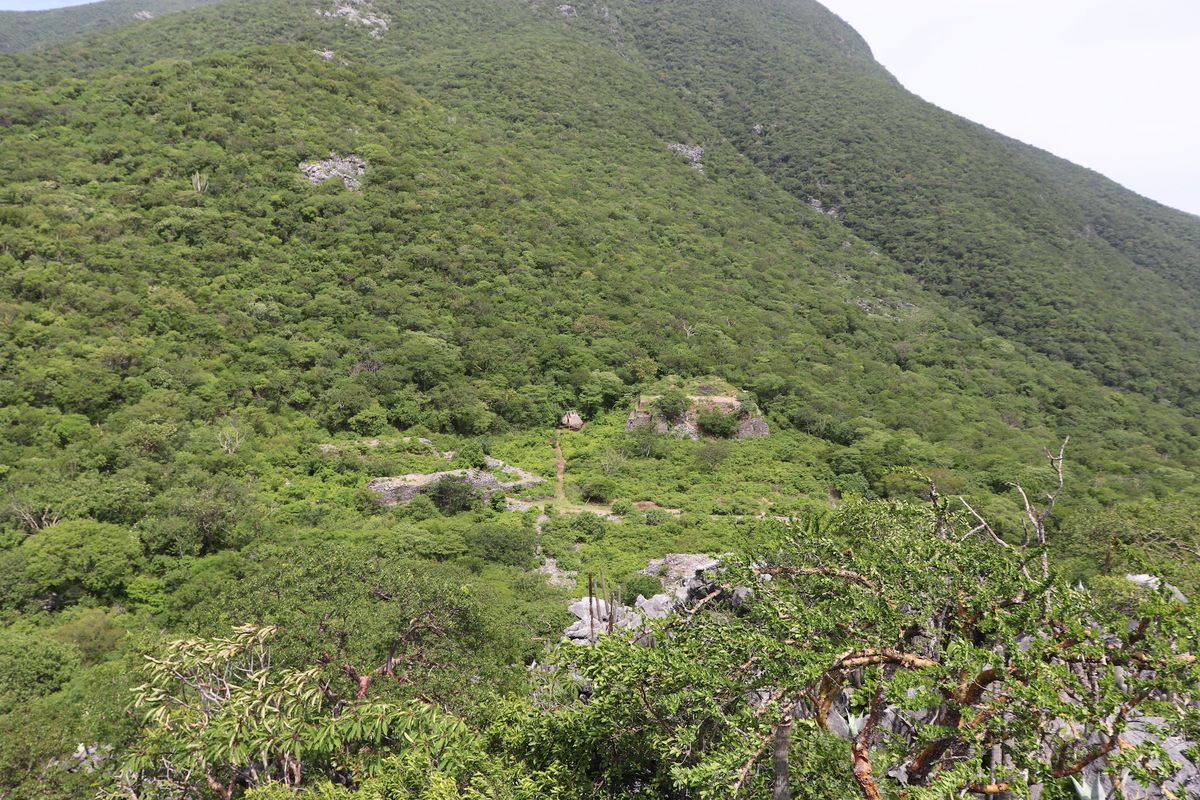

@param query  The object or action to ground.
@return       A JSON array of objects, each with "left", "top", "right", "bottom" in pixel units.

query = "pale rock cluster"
[
  {"left": 315, "top": 0, "right": 390, "bottom": 38},
  {"left": 298, "top": 152, "right": 368, "bottom": 191},
  {"left": 563, "top": 553, "right": 722, "bottom": 644},
  {"left": 667, "top": 142, "right": 705, "bottom": 173}
]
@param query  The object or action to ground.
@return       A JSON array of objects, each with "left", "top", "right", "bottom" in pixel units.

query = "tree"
[
  {"left": 656, "top": 389, "right": 689, "bottom": 423},
  {"left": 106, "top": 625, "right": 479, "bottom": 800},
  {"left": 425, "top": 476, "right": 482, "bottom": 516},
  {"left": 696, "top": 406, "right": 738, "bottom": 438},
  {"left": 519, "top": 492, "right": 1200, "bottom": 798},
  {"left": 10, "top": 519, "right": 142, "bottom": 609}
]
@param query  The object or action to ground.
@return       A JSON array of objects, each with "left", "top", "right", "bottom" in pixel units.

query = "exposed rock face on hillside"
[
  {"left": 299, "top": 152, "right": 367, "bottom": 190},
  {"left": 643, "top": 553, "right": 720, "bottom": 599},
  {"left": 625, "top": 392, "right": 769, "bottom": 440},
  {"left": 559, "top": 410, "right": 584, "bottom": 430},
  {"left": 368, "top": 456, "right": 542, "bottom": 505},
  {"left": 564, "top": 553, "right": 720, "bottom": 644},
  {"left": 667, "top": 142, "right": 704, "bottom": 173},
  {"left": 315, "top": 0, "right": 389, "bottom": 37}
]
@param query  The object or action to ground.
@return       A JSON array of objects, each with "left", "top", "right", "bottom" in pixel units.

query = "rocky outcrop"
[
  {"left": 667, "top": 143, "right": 705, "bottom": 174},
  {"left": 537, "top": 556, "right": 577, "bottom": 588},
  {"left": 625, "top": 393, "right": 769, "bottom": 440},
  {"left": 643, "top": 553, "right": 720, "bottom": 599},
  {"left": 559, "top": 410, "right": 584, "bottom": 431},
  {"left": 564, "top": 553, "right": 721, "bottom": 644},
  {"left": 556, "top": 4, "right": 576, "bottom": 16},
  {"left": 1126, "top": 573, "right": 1188, "bottom": 603},
  {"left": 299, "top": 152, "right": 367, "bottom": 190},
  {"left": 315, "top": 0, "right": 389, "bottom": 37},
  {"left": 368, "top": 458, "right": 542, "bottom": 505}
]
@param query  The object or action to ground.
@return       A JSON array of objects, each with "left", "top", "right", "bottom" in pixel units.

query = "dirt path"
[{"left": 554, "top": 431, "right": 567, "bottom": 503}]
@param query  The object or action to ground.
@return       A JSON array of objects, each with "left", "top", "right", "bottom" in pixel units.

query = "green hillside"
[
  {"left": 0, "top": 0, "right": 222, "bottom": 53},
  {"left": 1, "top": 1, "right": 1199, "bottom": 798},
  {"left": 581, "top": 0, "right": 1200, "bottom": 410}
]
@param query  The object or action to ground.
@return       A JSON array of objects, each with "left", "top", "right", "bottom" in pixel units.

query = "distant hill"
[{"left": 0, "top": 0, "right": 221, "bottom": 53}]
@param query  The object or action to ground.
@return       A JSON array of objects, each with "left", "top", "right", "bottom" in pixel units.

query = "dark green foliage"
[
  {"left": 464, "top": 524, "right": 537, "bottom": 568},
  {"left": 617, "top": 572, "right": 663, "bottom": 600},
  {"left": 655, "top": 389, "right": 689, "bottom": 422},
  {"left": 424, "top": 476, "right": 483, "bottom": 516},
  {"left": 569, "top": 512, "right": 608, "bottom": 541},
  {"left": 598, "top": 0, "right": 1200, "bottom": 414},
  {"left": 578, "top": 477, "right": 617, "bottom": 504},
  {"left": 0, "top": 0, "right": 222, "bottom": 53},
  {"left": 453, "top": 439, "right": 489, "bottom": 469},
  {"left": 642, "top": 508, "right": 672, "bottom": 526},
  {"left": 0, "top": 0, "right": 1197, "bottom": 797},
  {"left": 696, "top": 407, "right": 739, "bottom": 438}
]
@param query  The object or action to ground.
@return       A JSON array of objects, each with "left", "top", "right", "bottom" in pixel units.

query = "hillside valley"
[{"left": 1, "top": 1, "right": 1199, "bottom": 798}]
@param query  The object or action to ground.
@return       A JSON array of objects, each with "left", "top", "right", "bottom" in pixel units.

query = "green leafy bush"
[
  {"left": 655, "top": 389, "right": 689, "bottom": 422},
  {"left": 578, "top": 478, "right": 616, "bottom": 504},
  {"left": 696, "top": 407, "right": 738, "bottom": 438},
  {"left": 424, "top": 477, "right": 483, "bottom": 516},
  {"left": 464, "top": 525, "right": 537, "bottom": 569}
]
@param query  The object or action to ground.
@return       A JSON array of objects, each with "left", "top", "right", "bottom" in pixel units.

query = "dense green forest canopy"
[
  {"left": 1, "top": 0, "right": 1199, "bottom": 797},
  {"left": 0, "top": 0, "right": 222, "bottom": 53}
]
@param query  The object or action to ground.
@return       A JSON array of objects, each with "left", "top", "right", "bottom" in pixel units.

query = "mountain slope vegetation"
[
  {"left": 0, "top": 0, "right": 222, "bottom": 53},
  {"left": 579, "top": 0, "right": 1200, "bottom": 410},
  {"left": 1, "top": 0, "right": 1199, "bottom": 798}
]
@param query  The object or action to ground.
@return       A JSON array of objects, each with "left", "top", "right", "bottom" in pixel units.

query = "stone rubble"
[
  {"left": 563, "top": 553, "right": 723, "bottom": 644},
  {"left": 667, "top": 142, "right": 705, "bottom": 173},
  {"left": 315, "top": 0, "right": 389, "bottom": 38},
  {"left": 299, "top": 152, "right": 368, "bottom": 191},
  {"left": 368, "top": 458, "right": 543, "bottom": 505}
]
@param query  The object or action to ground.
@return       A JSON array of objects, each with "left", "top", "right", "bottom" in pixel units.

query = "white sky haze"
[
  {"left": 2, "top": 0, "right": 1198, "bottom": 215},
  {"left": 818, "top": 0, "right": 1200, "bottom": 216}
]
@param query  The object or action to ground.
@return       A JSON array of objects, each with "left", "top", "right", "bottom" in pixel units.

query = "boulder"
[
  {"left": 368, "top": 459, "right": 542, "bottom": 505},
  {"left": 564, "top": 597, "right": 642, "bottom": 644},
  {"left": 1126, "top": 573, "right": 1188, "bottom": 603},
  {"left": 299, "top": 151, "right": 368, "bottom": 191},
  {"left": 560, "top": 410, "right": 584, "bottom": 431},
  {"left": 643, "top": 553, "right": 720, "bottom": 599},
  {"left": 635, "top": 593, "right": 674, "bottom": 619}
]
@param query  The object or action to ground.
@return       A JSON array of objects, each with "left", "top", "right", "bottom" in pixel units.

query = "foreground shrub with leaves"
[{"left": 509, "top": 498, "right": 1200, "bottom": 799}]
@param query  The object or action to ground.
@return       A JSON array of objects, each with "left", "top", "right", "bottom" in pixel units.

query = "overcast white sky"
[
  {"left": 3, "top": 0, "right": 1198, "bottom": 215},
  {"left": 819, "top": 0, "right": 1200, "bottom": 216}
]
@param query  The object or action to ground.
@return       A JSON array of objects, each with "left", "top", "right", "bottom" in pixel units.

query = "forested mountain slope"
[
  {"left": 575, "top": 0, "right": 1200, "bottom": 411},
  {"left": 0, "top": 0, "right": 222, "bottom": 53},
  {"left": 2, "top": 1, "right": 1200, "bottom": 798}
]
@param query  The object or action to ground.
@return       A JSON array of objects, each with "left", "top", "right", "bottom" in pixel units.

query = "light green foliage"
[
  {"left": 108, "top": 625, "right": 481, "bottom": 800},
  {"left": 0, "top": 0, "right": 1198, "bottom": 797},
  {"left": 512, "top": 500, "right": 1200, "bottom": 798},
  {"left": 0, "top": 629, "right": 80, "bottom": 715},
  {"left": 3, "top": 519, "right": 141, "bottom": 609}
]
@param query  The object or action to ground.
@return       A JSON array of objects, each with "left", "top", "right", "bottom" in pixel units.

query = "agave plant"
[{"left": 1070, "top": 775, "right": 1104, "bottom": 800}]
